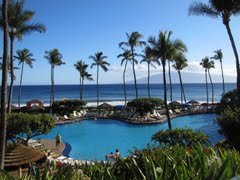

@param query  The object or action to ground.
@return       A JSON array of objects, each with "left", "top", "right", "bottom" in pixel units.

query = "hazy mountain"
[{"left": 127, "top": 72, "right": 236, "bottom": 84}]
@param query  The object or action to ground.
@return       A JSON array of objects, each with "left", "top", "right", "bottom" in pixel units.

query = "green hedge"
[
  {"left": 52, "top": 99, "right": 87, "bottom": 116},
  {"left": 152, "top": 128, "right": 209, "bottom": 147},
  {"left": 127, "top": 98, "right": 164, "bottom": 116}
]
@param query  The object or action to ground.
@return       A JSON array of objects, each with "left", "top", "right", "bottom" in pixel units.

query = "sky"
[{"left": 1, "top": 0, "right": 240, "bottom": 85}]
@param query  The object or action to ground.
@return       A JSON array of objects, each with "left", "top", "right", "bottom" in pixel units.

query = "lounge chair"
[
  {"left": 169, "top": 110, "right": 173, "bottom": 115},
  {"left": 63, "top": 115, "right": 69, "bottom": 119}
]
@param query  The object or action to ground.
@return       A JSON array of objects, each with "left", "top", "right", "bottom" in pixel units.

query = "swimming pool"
[{"left": 37, "top": 113, "right": 223, "bottom": 160}]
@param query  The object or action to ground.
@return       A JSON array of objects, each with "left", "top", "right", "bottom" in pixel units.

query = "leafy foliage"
[
  {"left": 52, "top": 99, "right": 87, "bottom": 116},
  {"left": 2, "top": 145, "right": 240, "bottom": 179},
  {"left": 217, "top": 107, "right": 240, "bottom": 150},
  {"left": 218, "top": 89, "right": 240, "bottom": 111},
  {"left": 7, "top": 113, "right": 55, "bottom": 144},
  {"left": 127, "top": 98, "right": 164, "bottom": 116},
  {"left": 152, "top": 128, "right": 209, "bottom": 147}
]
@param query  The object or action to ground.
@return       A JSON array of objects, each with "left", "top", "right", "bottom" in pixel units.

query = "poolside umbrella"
[
  {"left": 4, "top": 144, "right": 46, "bottom": 177},
  {"left": 188, "top": 100, "right": 200, "bottom": 105},
  {"left": 98, "top": 103, "right": 114, "bottom": 110}
]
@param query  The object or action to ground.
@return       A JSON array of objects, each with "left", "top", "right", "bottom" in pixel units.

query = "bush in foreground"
[
  {"left": 2, "top": 145, "right": 240, "bottom": 179},
  {"left": 217, "top": 107, "right": 240, "bottom": 149},
  {"left": 151, "top": 128, "right": 209, "bottom": 147},
  {"left": 127, "top": 98, "right": 164, "bottom": 116}
]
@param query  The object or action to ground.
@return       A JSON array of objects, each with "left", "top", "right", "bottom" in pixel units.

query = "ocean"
[{"left": 10, "top": 83, "right": 235, "bottom": 106}]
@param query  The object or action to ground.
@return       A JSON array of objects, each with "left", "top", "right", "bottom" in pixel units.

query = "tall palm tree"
[
  {"left": 14, "top": 48, "right": 35, "bottom": 107},
  {"left": 172, "top": 53, "right": 188, "bottom": 104},
  {"left": 200, "top": 57, "right": 215, "bottom": 105},
  {"left": 189, "top": 0, "right": 240, "bottom": 94},
  {"left": 117, "top": 49, "right": 132, "bottom": 105},
  {"left": 90, "top": 52, "right": 110, "bottom": 113},
  {"left": 167, "top": 39, "right": 187, "bottom": 108},
  {"left": 44, "top": 49, "right": 65, "bottom": 108},
  {"left": 148, "top": 31, "right": 174, "bottom": 129},
  {"left": 119, "top": 32, "right": 146, "bottom": 98},
  {"left": 211, "top": 49, "right": 225, "bottom": 94},
  {"left": 0, "top": 0, "right": 9, "bottom": 170},
  {"left": 0, "top": 0, "right": 46, "bottom": 113},
  {"left": 140, "top": 46, "right": 159, "bottom": 97},
  {"left": 74, "top": 60, "right": 93, "bottom": 100}
]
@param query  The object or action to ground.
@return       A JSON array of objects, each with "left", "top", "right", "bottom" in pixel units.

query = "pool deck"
[
  {"left": 55, "top": 111, "right": 214, "bottom": 125},
  {"left": 39, "top": 139, "right": 65, "bottom": 155}
]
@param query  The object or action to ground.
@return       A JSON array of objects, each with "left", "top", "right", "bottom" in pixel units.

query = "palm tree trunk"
[
  {"left": 79, "top": 74, "right": 82, "bottom": 100},
  {"left": 52, "top": 66, "right": 55, "bottom": 104},
  {"left": 81, "top": 78, "right": 84, "bottom": 101},
  {"left": 224, "top": 22, "right": 240, "bottom": 94},
  {"left": 131, "top": 47, "right": 138, "bottom": 98},
  {"left": 18, "top": 63, "right": 24, "bottom": 108},
  {"left": 123, "top": 61, "right": 128, "bottom": 106},
  {"left": 163, "top": 62, "right": 172, "bottom": 129},
  {"left": 168, "top": 61, "right": 173, "bottom": 109},
  {"left": 208, "top": 70, "right": 214, "bottom": 104},
  {"left": 220, "top": 60, "right": 225, "bottom": 94},
  {"left": 205, "top": 69, "right": 209, "bottom": 107},
  {"left": 147, "top": 63, "right": 151, "bottom": 98},
  {"left": 7, "top": 36, "right": 14, "bottom": 113},
  {"left": 0, "top": 0, "right": 9, "bottom": 169},
  {"left": 179, "top": 70, "right": 187, "bottom": 104},
  {"left": 97, "top": 65, "right": 99, "bottom": 115}
]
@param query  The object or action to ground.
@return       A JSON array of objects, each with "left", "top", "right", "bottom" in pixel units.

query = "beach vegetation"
[
  {"left": 119, "top": 32, "right": 146, "bottom": 98},
  {"left": 140, "top": 46, "right": 159, "bottom": 98},
  {"left": 200, "top": 57, "right": 215, "bottom": 105},
  {"left": 15, "top": 48, "right": 35, "bottom": 108},
  {"left": 189, "top": 0, "right": 240, "bottom": 95},
  {"left": 90, "top": 52, "right": 110, "bottom": 114},
  {"left": 117, "top": 48, "right": 132, "bottom": 105},
  {"left": 148, "top": 31, "right": 174, "bottom": 129},
  {"left": 152, "top": 128, "right": 209, "bottom": 148},
  {"left": 7, "top": 113, "right": 55, "bottom": 145},
  {"left": 127, "top": 97, "right": 164, "bottom": 116},
  {"left": 0, "top": 0, "right": 46, "bottom": 113},
  {"left": 74, "top": 60, "right": 93, "bottom": 100},
  {"left": 0, "top": 0, "right": 9, "bottom": 169},
  {"left": 52, "top": 99, "right": 87, "bottom": 116},
  {"left": 217, "top": 107, "right": 240, "bottom": 150},
  {"left": 218, "top": 89, "right": 240, "bottom": 112},
  {"left": 172, "top": 53, "right": 188, "bottom": 104},
  {"left": 44, "top": 49, "right": 65, "bottom": 108},
  {"left": 211, "top": 49, "right": 225, "bottom": 94}
]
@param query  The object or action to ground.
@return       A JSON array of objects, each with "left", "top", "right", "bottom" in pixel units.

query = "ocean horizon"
[{"left": 8, "top": 83, "right": 236, "bottom": 106}]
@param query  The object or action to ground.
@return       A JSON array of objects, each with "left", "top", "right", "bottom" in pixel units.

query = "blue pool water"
[{"left": 37, "top": 114, "right": 223, "bottom": 160}]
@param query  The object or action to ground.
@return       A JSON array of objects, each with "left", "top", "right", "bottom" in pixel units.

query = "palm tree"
[
  {"left": 119, "top": 32, "right": 146, "bottom": 98},
  {"left": 172, "top": 53, "right": 188, "bottom": 104},
  {"left": 167, "top": 40, "right": 187, "bottom": 108},
  {"left": 117, "top": 49, "right": 132, "bottom": 105},
  {"left": 14, "top": 48, "right": 35, "bottom": 108},
  {"left": 90, "top": 52, "right": 110, "bottom": 113},
  {"left": 189, "top": 0, "right": 240, "bottom": 94},
  {"left": 200, "top": 57, "right": 215, "bottom": 105},
  {"left": 140, "top": 46, "right": 159, "bottom": 97},
  {"left": 44, "top": 49, "right": 65, "bottom": 108},
  {"left": 0, "top": 0, "right": 9, "bottom": 170},
  {"left": 211, "top": 49, "right": 225, "bottom": 94},
  {"left": 74, "top": 60, "right": 93, "bottom": 100},
  {"left": 148, "top": 31, "right": 174, "bottom": 129},
  {"left": 0, "top": 0, "right": 46, "bottom": 113}
]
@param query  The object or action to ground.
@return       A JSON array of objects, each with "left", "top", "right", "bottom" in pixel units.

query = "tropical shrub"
[
  {"left": 217, "top": 107, "right": 240, "bottom": 149},
  {"left": 127, "top": 98, "right": 164, "bottom": 116},
  {"left": 2, "top": 145, "right": 240, "bottom": 179},
  {"left": 151, "top": 128, "right": 209, "bottom": 147},
  {"left": 52, "top": 99, "right": 87, "bottom": 116},
  {"left": 7, "top": 113, "right": 55, "bottom": 145},
  {"left": 217, "top": 89, "right": 240, "bottom": 112}
]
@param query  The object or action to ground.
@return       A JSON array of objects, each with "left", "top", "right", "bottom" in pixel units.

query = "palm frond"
[{"left": 188, "top": 2, "right": 219, "bottom": 18}]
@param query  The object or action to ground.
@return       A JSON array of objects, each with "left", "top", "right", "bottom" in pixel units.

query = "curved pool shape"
[{"left": 37, "top": 114, "right": 223, "bottom": 160}]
